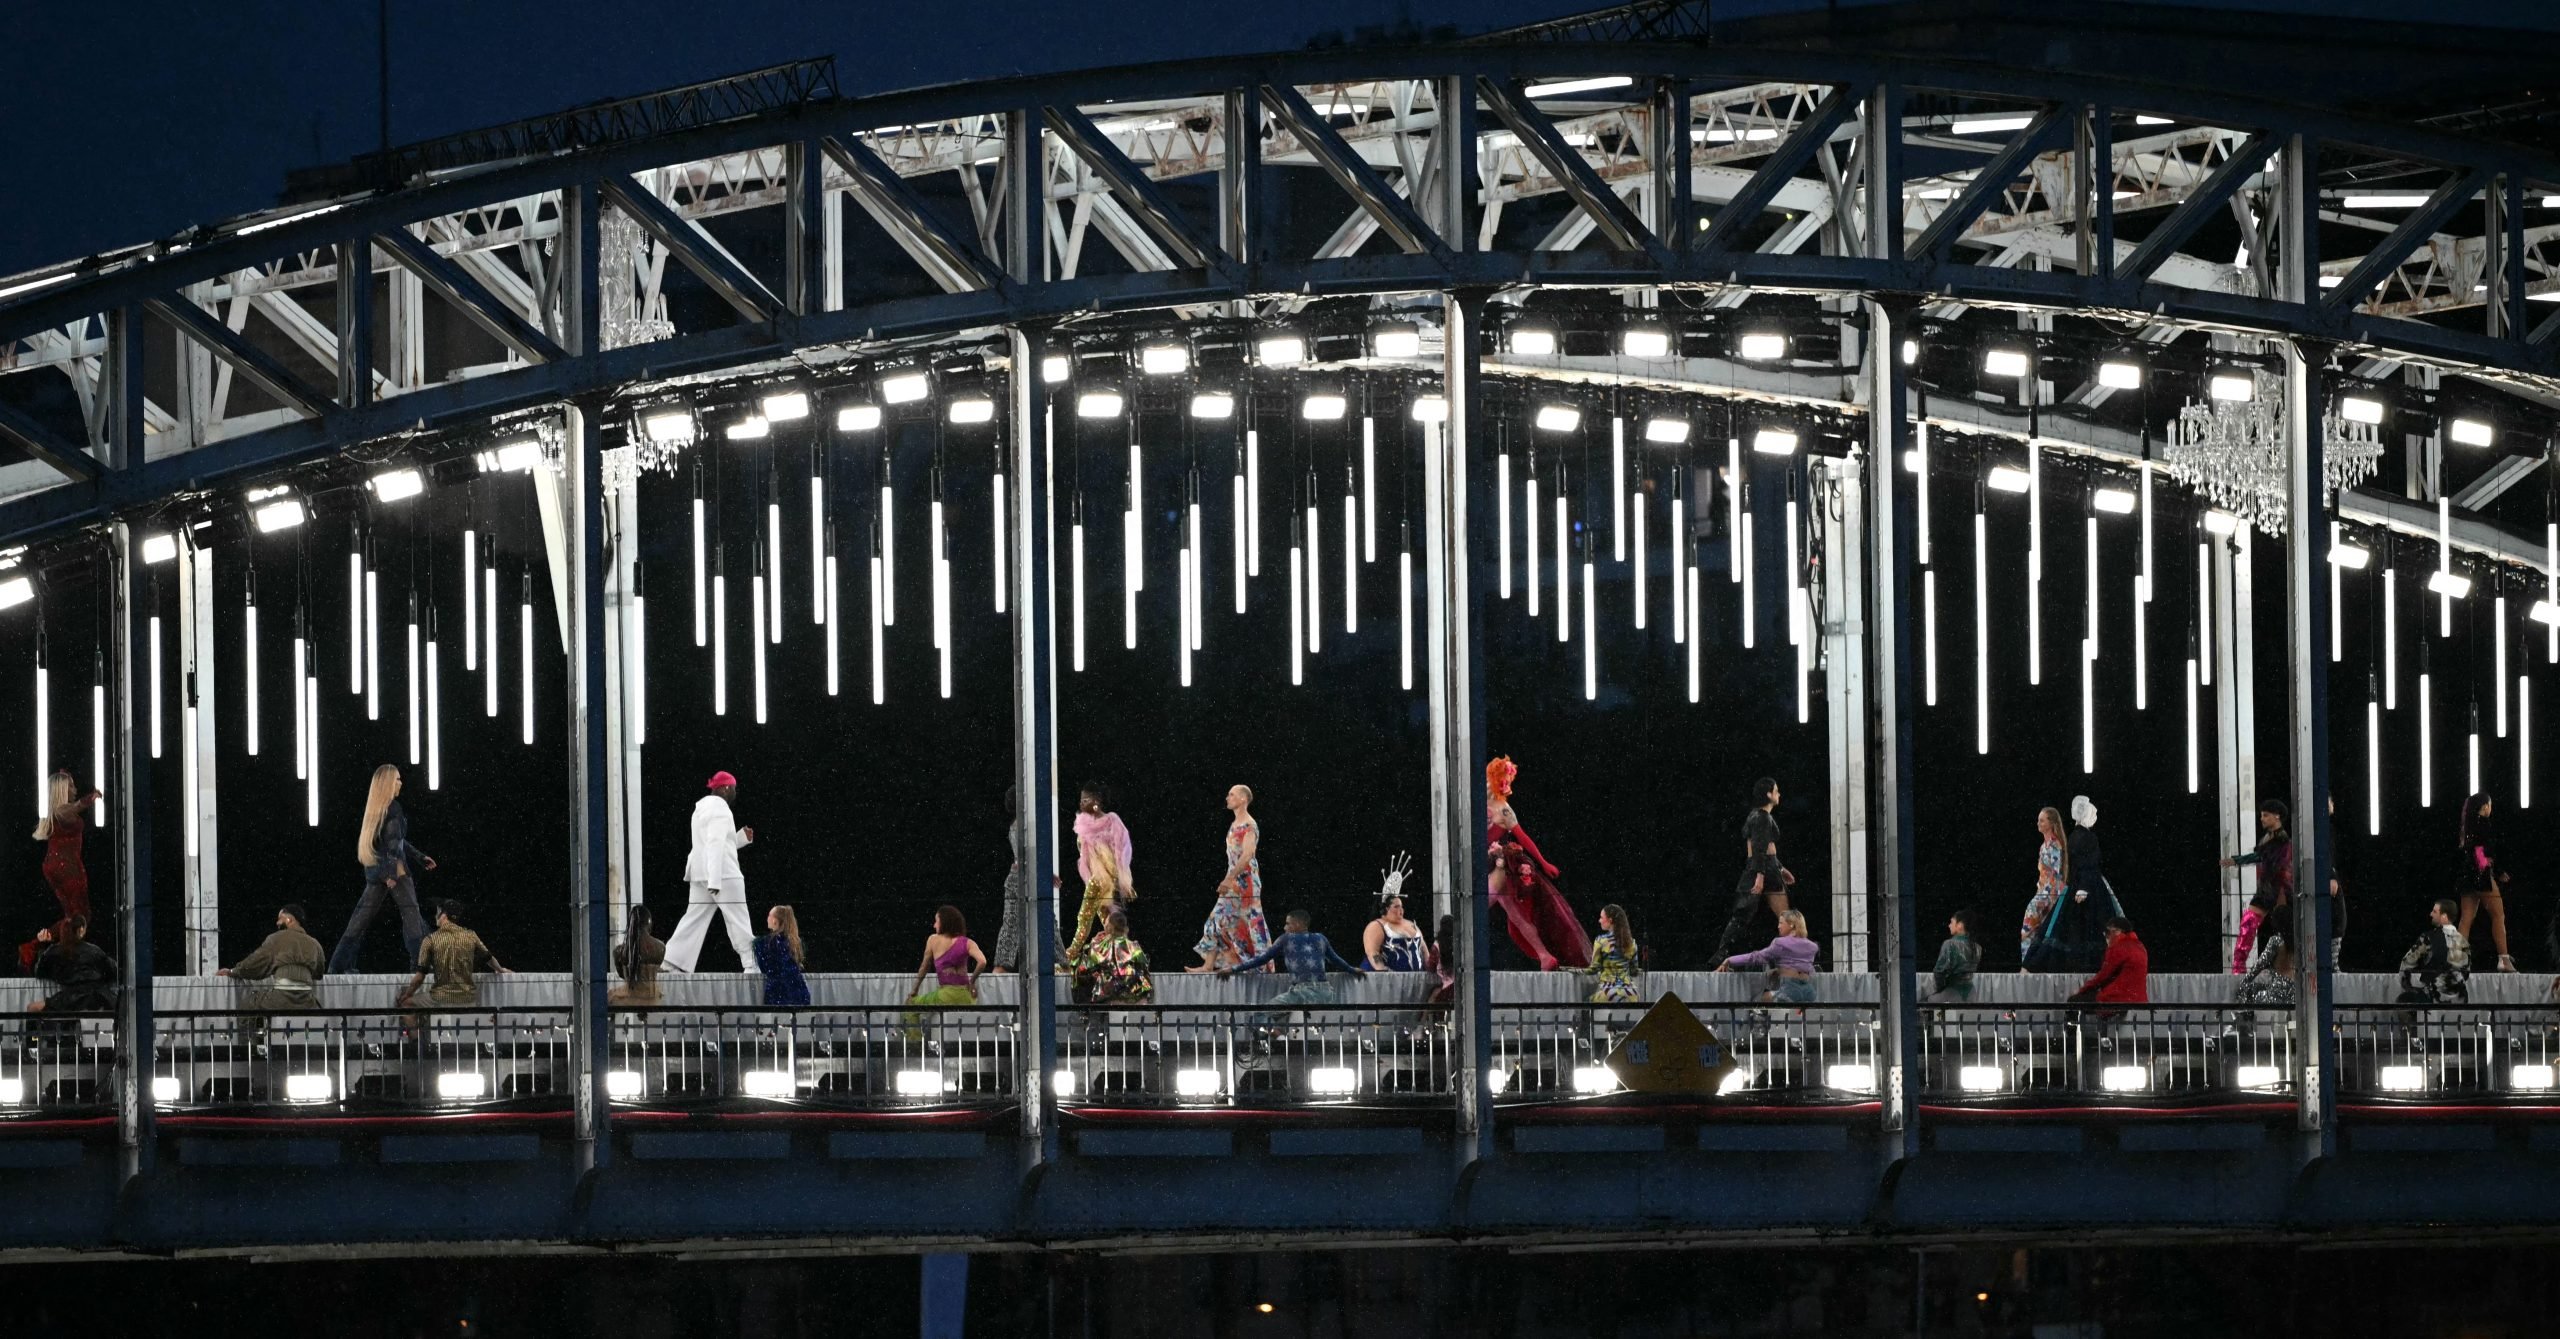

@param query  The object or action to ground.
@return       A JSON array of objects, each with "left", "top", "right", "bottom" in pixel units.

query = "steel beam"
[
  {"left": 595, "top": 177, "right": 783, "bottom": 325},
  {"left": 1261, "top": 82, "right": 1449, "bottom": 261},
  {"left": 1478, "top": 79, "right": 1668, "bottom": 262},
  {"left": 2323, "top": 166, "right": 2491, "bottom": 314},
  {"left": 1694, "top": 86, "right": 1856, "bottom": 265},
  {"left": 1904, "top": 105, "right": 2074, "bottom": 262},
  {"left": 2121, "top": 133, "right": 2278, "bottom": 282},
  {"left": 566, "top": 403, "right": 613, "bottom": 1180},
  {"left": 1044, "top": 105, "right": 1234, "bottom": 276},
  {"left": 109, "top": 517, "right": 153, "bottom": 1191},
  {"left": 374, "top": 226, "right": 568, "bottom": 364},
  {"left": 145, "top": 295, "right": 332, "bottom": 420},
  {"left": 0, "top": 398, "right": 99, "bottom": 482},
  {"left": 821, "top": 135, "right": 1011, "bottom": 294}
]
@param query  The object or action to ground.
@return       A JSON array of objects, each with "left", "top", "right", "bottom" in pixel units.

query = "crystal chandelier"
[{"left": 2161, "top": 370, "right": 2383, "bottom": 535}]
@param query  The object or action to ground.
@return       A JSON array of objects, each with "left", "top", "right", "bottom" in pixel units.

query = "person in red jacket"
[{"left": 2070, "top": 917, "right": 2149, "bottom": 1019}]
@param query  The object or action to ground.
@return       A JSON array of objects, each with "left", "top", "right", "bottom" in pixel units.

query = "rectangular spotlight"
[
  {"left": 283, "top": 1073, "right": 334, "bottom": 1103},
  {"left": 946, "top": 396, "right": 995, "bottom": 424},
  {"left": 1409, "top": 395, "right": 1448, "bottom": 422},
  {"left": 2203, "top": 509, "right": 2239, "bottom": 535},
  {"left": 1981, "top": 348, "right": 2031, "bottom": 377},
  {"left": 2097, "top": 360, "right": 2143, "bottom": 389},
  {"left": 836, "top": 404, "right": 883, "bottom": 432},
  {"left": 0, "top": 1077, "right": 21, "bottom": 1104},
  {"left": 760, "top": 390, "right": 810, "bottom": 422},
  {"left": 1257, "top": 333, "right": 1307, "bottom": 366},
  {"left": 1986, "top": 465, "right": 2032, "bottom": 493},
  {"left": 1750, "top": 428, "right": 1799, "bottom": 456},
  {"left": 741, "top": 1070, "right": 797, "bottom": 1098},
  {"left": 2428, "top": 571, "right": 2473, "bottom": 600},
  {"left": 1041, "top": 354, "right": 1071, "bottom": 383},
  {"left": 152, "top": 1075, "right": 182, "bottom": 1104},
  {"left": 1050, "top": 1070, "right": 1077, "bottom": 1097},
  {"left": 1139, "top": 343, "right": 1190, "bottom": 375},
  {"left": 1527, "top": 75, "right": 1635, "bottom": 97},
  {"left": 1825, "top": 1064, "right": 1877, "bottom": 1093},
  {"left": 1372, "top": 323, "right": 1422, "bottom": 359},
  {"left": 1572, "top": 1066, "right": 1620, "bottom": 1094},
  {"left": 605, "top": 1070, "right": 646, "bottom": 1100},
  {"left": 368, "top": 468, "right": 425, "bottom": 503},
  {"left": 2342, "top": 193, "right": 2432, "bottom": 208},
  {"left": 2338, "top": 394, "right": 2385, "bottom": 425},
  {"left": 2093, "top": 488, "right": 2137, "bottom": 515},
  {"left": 1643, "top": 417, "right": 1691, "bottom": 444},
  {"left": 1076, "top": 390, "right": 1125, "bottom": 418},
  {"left": 1958, "top": 1065, "right": 2003, "bottom": 1093},
  {"left": 1951, "top": 114, "right": 2034, "bottom": 133},
  {"left": 1302, "top": 393, "right": 1348, "bottom": 421},
  {"left": 723, "top": 416, "right": 770, "bottom": 441},
  {"left": 1174, "top": 1068, "right": 1222, "bottom": 1098},
  {"left": 436, "top": 1072, "right": 488, "bottom": 1100},
  {"left": 1534, "top": 404, "right": 1582, "bottom": 432},
  {"left": 1620, "top": 327, "right": 1672, "bottom": 359},
  {"left": 2330, "top": 543, "right": 2371, "bottom": 570},
  {"left": 2448, "top": 417, "right": 2496, "bottom": 447},
  {"left": 1508, "top": 326, "right": 1557, "bottom": 356},
  {"left": 1736, "top": 332, "right": 1787, "bottom": 361},
  {"left": 2209, "top": 372, "right": 2255, "bottom": 402},
  {"left": 1189, "top": 392, "right": 1235, "bottom": 419},
  {"left": 1306, "top": 1067, "right": 1359, "bottom": 1095},
  {"left": 253, "top": 499, "right": 307, "bottom": 532},
  {"left": 893, "top": 1069, "right": 947, "bottom": 1097},
  {"left": 2512, "top": 1064, "right": 2556, "bottom": 1092},
  {"left": 880, "top": 371, "right": 931, "bottom": 403},
  {"left": 2378, "top": 1064, "right": 2427, "bottom": 1092},
  {"left": 141, "top": 534, "right": 179, "bottom": 564},
  {"left": 2099, "top": 1065, "right": 2149, "bottom": 1093},
  {"left": 2236, "top": 1065, "right": 2284, "bottom": 1090}
]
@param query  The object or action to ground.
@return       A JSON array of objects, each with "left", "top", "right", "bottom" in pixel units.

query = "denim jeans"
[{"left": 328, "top": 876, "right": 425, "bottom": 974}]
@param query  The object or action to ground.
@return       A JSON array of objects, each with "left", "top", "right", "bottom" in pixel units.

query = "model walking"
[
  {"left": 1192, "top": 784, "right": 1272, "bottom": 972},
  {"left": 1714, "top": 777, "right": 1794, "bottom": 964},
  {"left": 2220, "top": 799, "right": 2292, "bottom": 974},
  {"left": 991, "top": 785, "right": 1062, "bottom": 973},
  {"left": 328, "top": 764, "right": 437, "bottom": 974},
  {"left": 667, "top": 770, "right": 756, "bottom": 972},
  {"left": 2027, "top": 795, "right": 2121, "bottom": 973},
  {"left": 2454, "top": 791, "right": 2514, "bottom": 972},
  {"left": 18, "top": 770, "right": 100, "bottom": 972},
  {"left": 1484, "top": 758, "right": 1590, "bottom": 971},
  {"left": 1067, "top": 783, "right": 1136, "bottom": 961},
  {"left": 2019, "top": 805, "right": 2068, "bottom": 970}
]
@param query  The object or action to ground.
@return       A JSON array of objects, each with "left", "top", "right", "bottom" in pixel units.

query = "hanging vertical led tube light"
[
  {"left": 712, "top": 548, "right": 728, "bottom": 716},
  {"left": 1361, "top": 414, "right": 1377, "bottom": 563},
  {"left": 364, "top": 546, "right": 381, "bottom": 720},
  {"left": 1129, "top": 440, "right": 1144, "bottom": 593},
  {"left": 2330, "top": 521, "right": 2346, "bottom": 663},
  {"left": 2548, "top": 514, "right": 2558, "bottom": 663},
  {"left": 2439, "top": 496, "right": 2454, "bottom": 637},
  {"left": 1554, "top": 466, "right": 1570, "bottom": 645},
  {"left": 2136, "top": 462, "right": 2153, "bottom": 710},
  {"left": 1187, "top": 470, "right": 1205, "bottom": 652},
  {"left": 879, "top": 441, "right": 897, "bottom": 627},
  {"left": 2494, "top": 576, "right": 2508, "bottom": 735},
  {"left": 1124, "top": 451, "right": 1141, "bottom": 651},
  {"left": 243, "top": 565, "right": 258, "bottom": 752},
  {"left": 868, "top": 519, "right": 886, "bottom": 706},
  {"left": 2197, "top": 532, "right": 2213, "bottom": 688},
  {"left": 2419, "top": 640, "right": 2434, "bottom": 806},
  {"left": 992, "top": 451, "right": 1009, "bottom": 615},
  {"left": 1669, "top": 469, "right": 1685, "bottom": 643},
  {"left": 182, "top": 647, "right": 198, "bottom": 859},
  {"left": 1525, "top": 449, "right": 1541, "bottom": 619},
  {"left": 1232, "top": 436, "right": 1248, "bottom": 614},
  {"left": 90, "top": 649, "right": 105, "bottom": 829},
  {"left": 1916, "top": 419, "right": 1932, "bottom": 702},
  {"left": 1611, "top": 415, "right": 1627, "bottom": 562},
  {"left": 691, "top": 465, "right": 707, "bottom": 646},
  {"left": 1246, "top": 424, "right": 1262, "bottom": 579},
  {"left": 1070, "top": 492, "right": 1087, "bottom": 673},
  {"left": 519, "top": 572, "right": 534, "bottom": 745},
  {"left": 1306, "top": 470, "right": 1323, "bottom": 655},
  {"left": 821, "top": 524, "right": 838, "bottom": 698},
  {"left": 304, "top": 639, "right": 319, "bottom": 826},
  {"left": 1741, "top": 495, "right": 1757, "bottom": 650},
  {"left": 1581, "top": 534, "right": 1597, "bottom": 700},
  {"left": 1178, "top": 534, "right": 1194, "bottom": 688},
  {"left": 1784, "top": 471, "right": 1801, "bottom": 649},
  {"left": 291, "top": 604, "right": 307, "bottom": 783},
  {"left": 425, "top": 606, "right": 442, "bottom": 791},
  {"left": 32, "top": 633, "right": 46, "bottom": 822},
  {"left": 466, "top": 514, "right": 481, "bottom": 667},
  {"left": 751, "top": 528, "right": 769, "bottom": 725},
  {"left": 2520, "top": 669, "right": 2534, "bottom": 808},
  {"left": 2026, "top": 441, "right": 2042, "bottom": 684},
  {"left": 347, "top": 527, "right": 362, "bottom": 694},
  {"left": 2185, "top": 625, "right": 2201, "bottom": 794},
  {"left": 2084, "top": 509, "right": 2099, "bottom": 661},
  {"left": 1399, "top": 516, "right": 1414, "bottom": 691},
  {"left": 148, "top": 576, "right": 164, "bottom": 759},
  {"left": 2383, "top": 557, "right": 2398, "bottom": 708},
  {"left": 762, "top": 467, "right": 782, "bottom": 643},
  {"left": 1497, "top": 428, "right": 1513, "bottom": 600},
  {"left": 811, "top": 447, "right": 827, "bottom": 626},
  {"left": 1342, "top": 460, "right": 1358, "bottom": 635},
  {"left": 1632, "top": 460, "right": 1648, "bottom": 630},
  {"left": 1288, "top": 511, "right": 1305, "bottom": 685},
  {"left": 1925, "top": 567, "right": 1940, "bottom": 707},
  {"left": 2368, "top": 673, "right": 2382, "bottom": 834},
  {"left": 405, "top": 589, "right": 421, "bottom": 763},
  {"left": 629, "top": 559, "right": 649, "bottom": 741},
  {"left": 2467, "top": 699, "right": 2482, "bottom": 797},
  {"left": 483, "top": 535, "right": 500, "bottom": 716},
  {"left": 934, "top": 475, "right": 952, "bottom": 700},
  {"left": 1975, "top": 482, "right": 1990, "bottom": 755},
  {"left": 1728, "top": 436, "right": 1743, "bottom": 591},
  {"left": 1686, "top": 566, "right": 1701, "bottom": 703}
]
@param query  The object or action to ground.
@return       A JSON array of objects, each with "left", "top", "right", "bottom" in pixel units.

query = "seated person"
[
  {"left": 1221, "top": 910, "right": 1364, "bottom": 1006},
  {"left": 1717, "top": 909, "right": 1818, "bottom": 1004},
  {"left": 609, "top": 906, "right": 666, "bottom": 1006},
  {"left": 1929, "top": 909, "right": 1981, "bottom": 1002},
  {"left": 218, "top": 903, "right": 324, "bottom": 1010},
  {"left": 396, "top": 900, "right": 510, "bottom": 1009},
  {"left": 2067, "top": 917, "right": 2149, "bottom": 1021},
  {"left": 2397, "top": 898, "right": 2471, "bottom": 1006},
  {"left": 1071, "top": 907, "right": 1155, "bottom": 1005},
  {"left": 2237, "top": 933, "right": 2298, "bottom": 1009},
  {"left": 26, "top": 916, "right": 117, "bottom": 1014}
]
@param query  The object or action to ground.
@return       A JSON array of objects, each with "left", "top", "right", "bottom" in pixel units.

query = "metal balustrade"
[
  {"left": 1918, "top": 1003, "right": 2299, "bottom": 1102},
  {"left": 1491, "top": 1003, "right": 1883, "bottom": 1104},
  {"left": 0, "top": 1011, "right": 117, "bottom": 1110},
  {"left": 15, "top": 999, "right": 2560, "bottom": 1121},
  {"left": 1057, "top": 1005, "right": 1453, "bottom": 1106},
  {"left": 2336, "top": 1005, "right": 2560, "bottom": 1101}
]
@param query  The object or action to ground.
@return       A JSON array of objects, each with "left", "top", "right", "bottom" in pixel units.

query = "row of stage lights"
[{"left": 2, "top": 323, "right": 2550, "bottom": 834}]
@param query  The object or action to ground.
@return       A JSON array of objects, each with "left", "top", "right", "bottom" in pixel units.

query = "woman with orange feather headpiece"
[{"left": 1482, "top": 757, "right": 1589, "bottom": 971}]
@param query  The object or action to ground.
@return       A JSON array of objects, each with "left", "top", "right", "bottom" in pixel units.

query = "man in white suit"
[{"left": 667, "top": 770, "right": 757, "bottom": 971}]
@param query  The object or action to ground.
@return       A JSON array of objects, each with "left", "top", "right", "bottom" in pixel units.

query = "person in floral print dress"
[
  {"left": 2020, "top": 806, "right": 2068, "bottom": 969},
  {"left": 1190, "top": 785, "right": 1272, "bottom": 972}
]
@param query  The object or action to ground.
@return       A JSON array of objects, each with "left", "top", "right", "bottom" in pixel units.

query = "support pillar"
[
  {"left": 106, "top": 303, "right": 153, "bottom": 1189},
  {"left": 176, "top": 537, "right": 219, "bottom": 975},
  {"left": 1820, "top": 460, "right": 1871, "bottom": 969},
  {"left": 1865, "top": 297, "right": 1921, "bottom": 1160},
  {"left": 1440, "top": 290, "right": 1493, "bottom": 1169},
  {"left": 560, "top": 180, "right": 613, "bottom": 1179},
  {"left": 2213, "top": 527, "right": 2259, "bottom": 964}
]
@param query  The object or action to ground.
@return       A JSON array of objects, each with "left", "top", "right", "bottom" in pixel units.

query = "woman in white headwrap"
[{"left": 2027, "top": 795, "right": 2122, "bottom": 974}]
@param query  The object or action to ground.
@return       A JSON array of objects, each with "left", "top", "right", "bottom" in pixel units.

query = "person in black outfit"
[
  {"left": 330, "top": 763, "right": 438, "bottom": 973},
  {"left": 26, "top": 915, "right": 117, "bottom": 1013},
  {"left": 2028, "top": 795, "right": 2121, "bottom": 974},
  {"left": 1715, "top": 777, "right": 1794, "bottom": 964},
  {"left": 2454, "top": 792, "right": 2513, "bottom": 973}
]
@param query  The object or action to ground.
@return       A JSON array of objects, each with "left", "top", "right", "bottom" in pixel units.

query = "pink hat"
[{"left": 706, "top": 771, "right": 738, "bottom": 790}]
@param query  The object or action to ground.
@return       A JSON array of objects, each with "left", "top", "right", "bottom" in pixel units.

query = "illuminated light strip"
[
  {"left": 869, "top": 539, "right": 886, "bottom": 706},
  {"left": 406, "top": 602, "right": 421, "bottom": 763},
  {"left": 935, "top": 505, "right": 952, "bottom": 700},
  {"left": 812, "top": 469, "right": 827, "bottom": 625},
  {"left": 1581, "top": 551, "right": 1597, "bottom": 700},
  {"left": 1632, "top": 492, "right": 1648, "bottom": 628},
  {"left": 1070, "top": 517, "right": 1087, "bottom": 672},
  {"left": 1123, "top": 506, "right": 1139, "bottom": 651},
  {"left": 1741, "top": 509, "right": 1757, "bottom": 650},
  {"left": 2185, "top": 652, "right": 2200, "bottom": 793},
  {"left": 32, "top": 656, "right": 45, "bottom": 821},
  {"left": 1362, "top": 416, "right": 1378, "bottom": 563},
  {"left": 2419, "top": 661, "right": 2434, "bottom": 807},
  {"left": 520, "top": 582, "right": 534, "bottom": 745},
  {"left": 426, "top": 629, "right": 442, "bottom": 790},
  {"left": 304, "top": 662, "right": 319, "bottom": 826},
  {"left": 2081, "top": 637, "right": 2095, "bottom": 773},
  {"left": 1686, "top": 567, "right": 1701, "bottom": 703},
  {"left": 1399, "top": 539, "right": 1414, "bottom": 691},
  {"left": 631, "top": 569, "right": 649, "bottom": 741},
  {"left": 767, "top": 493, "right": 783, "bottom": 643},
  {"left": 992, "top": 470, "right": 1008, "bottom": 615},
  {"left": 1307, "top": 497, "right": 1323, "bottom": 654},
  {"left": 822, "top": 545, "right": 838, "bottom": 697},
  {"left": 1246, "top": 428, "right": 1262, "bottom": 578},
  {"left": 880, "top": 478, "right": 897, "bottom": 626},
  {"left": 2085, "top": 514, "right": 2099, "bottom": 660},
  {"left": 689, "top": 497, "right": 704, "bottom": 647},
  {"left": 1728, "top": 438, "right": 1744, "bottom": 592},
  {"left": 183, "top": 695, "right": 198, "bottom": 858},
  {"left": 1915, "top": 421, "right": 1932, "bottom": 563},
  {"left": 2549, "top": 520, "right": 2558, "bottom": 663},
  {"left": 1554, "top": 490, "right": 1570, "bottom": 644},
  {"left": 291, "top": 631, "right": 307, "bottom": 781},
  {"left": 1343, "top": 484, "right": 1358, "bottom": 634},
  {"left": 1130, "top": 443, "right": 1144, "bottom": 593},
  {"left": 2439, "top": 497, "right": 2454, "bottom": 637},
  {"left": 484, "top": 557, "right": 500, "bottom": 715},
  {"left": 90, "top": 668, "right": 105, "bottom": 830},
  {"left": 2521, "top": 675, "right": 2534, "bottom": 808},
  {"left": 1975, "top": 508, "right": 1990, "bottom": 754},
  {"left": 1526, "top": 472, "right": 1541, "bottom": 618},
  {"left": 2496, "top": 591, "right": 2509, "bottom": 735},
  {"left": 347, "top": 541, "right": 362, "bottom": 694},
  {"left": 2330, "top": 521, "right": 2345, "bottom": 663},
  {"left": 365, "top": 564, "right": 381, "bottom": 720},
  {"left": 244, "top": 594, "right": 259, "bottom": 755},
  {"left": 2135, "top": 464, "right": 2152, "bottom": 709},
  {"left": 1232, "top": 468, "right": 1248, "bottom": 614},
  {"left": 149, "top": 613, "right": 163, "bottom": 758},
  {"left": 2383, "top": 569, "right": 2398, "bottom": 707},
  {"left": 1668, "top": 486, "right": 1684, "bottom": 643},
  {"left": 2468, "top": 702, "right": 2482, "bottom": 796},
  {"left": 1924, "top": 569, "right": 1940, "bottom": 706},
  {"left": 1497, "top": 445, "right": 1512, "bottom": 600},
  {"left": 751, "top": 571, "right": 769, "bottom": 724},
  {"left": 1785, "top": 491, "right": 1801, "bottom": 647},
  {"left": 1178, "top": 544, "right": 1194, "bottom": 688},
  {"left": 2368, "top": 691, "right": 2382, "bottom": 834},
  {"left": 1611, "top": 417, "right": 1626, "bottom": 562},
  {"left": 2027, "top": 442, "right": 2042, "bottom": 685},
  {"left": 712, "top": 567, "right": 728, "bottom": 716},
  {"left": 1289, "top": 529, "right": 1305, "bottom": 685},
  {"left": 2198, "top": 540, "right": 2213, "bottom": 688},
  {"left": 1190, "top": 498, "right": 1205, "bottom": 650}
]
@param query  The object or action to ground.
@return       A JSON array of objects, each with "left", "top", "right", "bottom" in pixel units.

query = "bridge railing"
[
  {"left": 1056, "top": 1004, "right": 1453, "bottom": 1107},
  {"left": 1918, "top": 1002, "right": 2300, "bottom": 1103},
  {"left": 1, "top": 1011, "right": 118, "bottom": 1110},
  {"left": 1492, "top": 1002, "right": 1883, "bottom": 1104},
  {"left": 2335, "top": 1004, "right": 2560, "bottom": 1101}
]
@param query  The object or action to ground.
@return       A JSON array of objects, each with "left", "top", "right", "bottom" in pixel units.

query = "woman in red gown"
[
  {"left": 20, "top": 771, "right": 101, "bottom": 972},
  {"left": 1484, "top": 758, "right": 1590, "bottom": 971}
]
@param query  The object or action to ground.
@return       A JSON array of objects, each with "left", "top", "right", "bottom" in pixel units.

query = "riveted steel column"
[
  {"left": 107, "top": 304, "right": 154, "bottom": 1190},
  {"left": 1007, "top": 106, "right": 1062, "bottom": 1170},
  {"left": 561, "top": 181, "right": 613, "bottom": 1178}
]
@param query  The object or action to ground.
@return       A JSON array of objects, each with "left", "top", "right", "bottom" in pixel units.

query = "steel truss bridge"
[{"left": 4, "top": 10, "right": 2560, "bottom": 1258}]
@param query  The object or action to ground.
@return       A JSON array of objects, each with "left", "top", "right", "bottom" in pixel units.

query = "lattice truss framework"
[{"left": 2, "top": 47, "right": 2558, "bottom": 538}]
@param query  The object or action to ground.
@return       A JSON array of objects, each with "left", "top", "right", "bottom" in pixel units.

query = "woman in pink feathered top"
[{"left": 1067, "top": 783, "right": 1135, "bottom": 960}]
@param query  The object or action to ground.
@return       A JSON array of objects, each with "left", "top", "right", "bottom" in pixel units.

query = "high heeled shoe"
[{"left": 2499, "top": 954, "right": 2518, "bottom": 972}]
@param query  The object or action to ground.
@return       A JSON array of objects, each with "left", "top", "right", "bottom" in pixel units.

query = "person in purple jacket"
[{"left": 1717, "top": 908, "right": 1819, "bottom": 1004}]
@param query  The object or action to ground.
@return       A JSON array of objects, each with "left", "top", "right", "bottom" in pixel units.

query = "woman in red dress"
[
  {"left": 1484, "top": 757, "right": 1590, "bottom": 972},
  {"left": 20, "top": 770, "right": 101, "bottom": 972}
]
